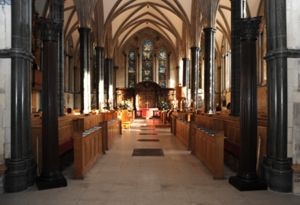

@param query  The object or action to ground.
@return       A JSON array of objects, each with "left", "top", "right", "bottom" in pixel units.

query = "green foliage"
[
  {"left": 118, "top": 100, "right": 132, "bottom": 110},
  {"left": 159, "top": 101, "right": 169, "bottom": 110}
]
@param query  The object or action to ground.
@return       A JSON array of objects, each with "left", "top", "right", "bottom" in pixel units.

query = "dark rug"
[
  {"left": 132, "top": 148, "right": 164, "bottom": 156},
  {"left": 138, "top": 139, "right": 160, "bottom": 142},
  {"left": 139, "top": 133, "right": 157, "bottom": 135}
]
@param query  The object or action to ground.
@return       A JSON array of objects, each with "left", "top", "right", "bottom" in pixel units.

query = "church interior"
[{"left": 1, "top": 0, "right": 300, "bottom": 204}]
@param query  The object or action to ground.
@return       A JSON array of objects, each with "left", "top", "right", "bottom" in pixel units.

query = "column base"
[
  {"left": 36, "top": 171, "right": 67, "bottom": 190},
  {"left": 263, "top": 156, "right": 273, "bottom": 183},
  {"left": 229, "top": 176, "right": 267, "bottom": 191},
  {"left": 4, "top": 159, "right": 28, "bottom": 193},
  {"left": 26, "top": 157, "right": 37, "bottom": 186},
  {"left": 269, "top": 159, "right": 293, "bottom": 193}
]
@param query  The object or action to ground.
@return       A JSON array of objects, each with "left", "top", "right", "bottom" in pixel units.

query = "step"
[{"left": 292, "top": 164, "right": 300, "bottom": 195}]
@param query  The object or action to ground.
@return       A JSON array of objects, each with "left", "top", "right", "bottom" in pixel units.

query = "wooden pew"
[
  {"left": 0, "top": 164, "right": 6, "bottom": 175},
  {"left": 102, "top": 111, "right": 121, "bottom": 150},
  {"left": 292, "top": 164, "right": 300, "bottom": 195},
  {"left": 170, "top": 111, "right": 186, "bottom": 135},
  {"left": 107, "top": 119, "right": 121, "bottom": 149},
  {"left": 31, "top": 114, "right": 79, "bottom": 172},
  {"left": 73, "top": 114, "right": 103, "bottom": 179},
  {"left": 175, "top": 119, "right": 190, "bottom": 149},
  {"left": 214, "top": 113, "right": 268, "bottom": 173},
  {"left": 192, "top": 114, "right": 225, "bottom": 178}
]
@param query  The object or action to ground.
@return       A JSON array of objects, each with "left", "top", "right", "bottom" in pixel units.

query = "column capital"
[
  {"left": 39, "top": 18, "right": 60, "bottom": 42},
  {"left": 203, "top": 27, "right": 216, "bottom": 34},
  {"left": 240, "top": 17, "right": 261, "bottom": 41},
  {"left": 191, "top": 47, "right": 200, "bottom": 52},
  {"left": 78, "top": 27, "right": 91, "bottom": 34},
  {"left": 95, "top": 46, "right": 104, "bottom": 50}
]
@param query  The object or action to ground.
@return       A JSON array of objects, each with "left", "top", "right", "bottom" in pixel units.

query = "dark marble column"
[
  {"left": 79, "top": 27, "right": 91, "bottom": 113},
  {"left": 4, "top": 0, "right": 36, "bottom": 193},
  {"left": 95, "top": 47, "right": 104, "bottom": 109},
  {"left": 167, "top": 53, "right": 171, "bottom": 87},
  {"left": 229, "top": 17, "right": 266, "bottom": 191},
  {"left": 182, "top": 58, "right": 190, "bottom": 99},
  {"left": 190, "top": 47, "right": 200, "bottom": 110},
  {"left": 36, "top": 19, "right": 67, "bottom": 190},
  {"left": 105, "top": 58, "right": 113, "bottom": 109},
  {"left": 230, "top": 0, "right": 242, "bottom": 116},
  {"left": 204, "top": 27, "right": 216, "bottom": 114},
  {"left": 50, "top": 0, "right": 64, "bottom": 116},
  {"left": 263, "top": 0, "right": 292, "bottom": 193},
  {"left": 95, "top": 47, "right": 100, "bottom": 109},
  {"left": 113, "top": 66, "right": 119, "bottom": 108},
  {"left": 123, "top": 53, "right": 127, "bottom": 87},
  {"left": 99, "top": 47, "right": 105, "bottom": 109},
  {"left": 176, "top": 66, "right": 180, "bottom": 86}
]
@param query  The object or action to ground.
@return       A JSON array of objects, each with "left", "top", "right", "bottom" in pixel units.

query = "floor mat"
[
  {"left": 139, "top": 133, "right": 157, "bottom": 135},
  {"left": 132, "top": 148, "right": 164, "bottom": 156},
  {"left": 138, "top": 139, "right": 160, "bottom": 142}
]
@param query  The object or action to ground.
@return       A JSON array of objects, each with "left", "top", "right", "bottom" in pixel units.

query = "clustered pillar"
[
  {"left": 95, "top": 47, "right": 105, "bottom": 110},
  {"left": 36, "top": 19, "right": 67, "bottom": 190},
  {"left": 79, "top": 27, "right": 91, "bottom": 114},
  {"left": 4, "top": 0, "right": 37, "bottom": 193},
  {"left": 204, "top": 27, "right": 216, "bottom": 114},
  {"left": 263, "top": 0, "right": 292, "bottom": 192},
  {"left": 182, "top": 58, "right": 190, "bottom": 99},
  {"left": 50, "top": 0, "right": 65, "bottom": 116},
  {"left": 105, "top": 58, "right": 113, "bottom": 109},
  {"left": 229, "top": 17, "right": 267, "bottom": 191},
  {"left": 230, "top": 0, "right": 243, "bottom": 116},
  {"left": 190, "top": 47, "right": 200, "bottom": 110}
]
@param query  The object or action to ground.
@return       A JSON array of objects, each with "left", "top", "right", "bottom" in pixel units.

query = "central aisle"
[{"left": 1, "top": 119, "right": 300, "bottom": 205}]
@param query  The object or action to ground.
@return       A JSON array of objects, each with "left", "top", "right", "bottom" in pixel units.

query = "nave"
[{"left": 1, "top": 119, "right": 300, "bottom": 205}]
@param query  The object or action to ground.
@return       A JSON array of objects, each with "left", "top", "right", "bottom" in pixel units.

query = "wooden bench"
[
  {"left": 73, "top": 115, "right": 104, "bottom": 179},
  {"left": 107, "top": 119, "right": 121, "bottom": 149},
  {"left": 192, "top": 126, "right": 224, "bottom": 179},
  {"left": 214, "top": 114, "right": 267, "bottom": 173},
  {"left": 0, "top": 164, "right": 6, "bottom": 175},
  {"left": 175, "top": 119, "right": 190, "bottom": 149},
  {"left": 292, "top": 164, "right": 300, "bottom": 195},
  {"left": 170, "top": 112, "right": 187, "bottom": 135},
  {"left": 32, "top": 114, "right": 79, "bottom": 171}
]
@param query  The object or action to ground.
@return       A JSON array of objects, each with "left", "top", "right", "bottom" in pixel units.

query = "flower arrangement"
[
  {"left": 118, "top": 100, "right": 132, "bottom": 110},
  {"left": 159, "top": 101, "right": 169, "bottom": 111}
]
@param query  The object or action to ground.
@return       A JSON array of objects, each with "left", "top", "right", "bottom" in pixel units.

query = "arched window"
[
  {"left": 158, "top": 49, "right": 168, "bottom": 88},
  {"left": 128, "top": 50, "right": 136, "bottom": 88},
  {"left": 142, "top": 39, "right": 153, "bottom": 81}
]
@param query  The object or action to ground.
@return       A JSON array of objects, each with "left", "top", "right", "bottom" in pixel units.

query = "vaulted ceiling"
[{"left": 34, "top": 0, "right": 264, "bottom": 57}]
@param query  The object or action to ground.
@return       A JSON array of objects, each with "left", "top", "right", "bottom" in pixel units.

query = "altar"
[
  {"left": 116, "top": 81, "right": 175, "bottom": 119},
  {"left": 137, "top": 108, "right": 158, "bottom": 119}
]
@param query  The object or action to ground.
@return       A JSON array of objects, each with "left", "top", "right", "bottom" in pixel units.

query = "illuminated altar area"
[{"left": 116, "top": 81, "right": 174, "bottom": 119}]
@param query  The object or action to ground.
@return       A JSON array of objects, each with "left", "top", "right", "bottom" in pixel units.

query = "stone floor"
[{"left": 1, "top": 119, "right": 300, "bottom": 205}]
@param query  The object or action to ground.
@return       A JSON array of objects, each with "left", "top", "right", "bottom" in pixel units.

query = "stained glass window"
[
  {"left": 158, "top": 49, "right": 167, "bottom": 88},
  {"left": 142, "top": 40, "right": 153, "bottom": 81},
  {"left": 128, "top": 50, "right": 136, "bottom": 88}
]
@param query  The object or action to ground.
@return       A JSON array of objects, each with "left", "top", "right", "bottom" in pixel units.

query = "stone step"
[{"left": 292, "top": 164, "right": 300, "bottom": 195}]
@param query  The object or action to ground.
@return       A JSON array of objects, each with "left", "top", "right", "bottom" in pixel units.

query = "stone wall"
[
  {"left": 0, "top": 0, "right": 11, "bottom": 164},
  {"left": 287, "top": 0, "right": 300, "bottom": 163},
  {"left": 287, "top": 0, "right": 300, "bottom": 195},
  {"left": 0, "top": 59, "right": 11, "bottom": 164}
]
